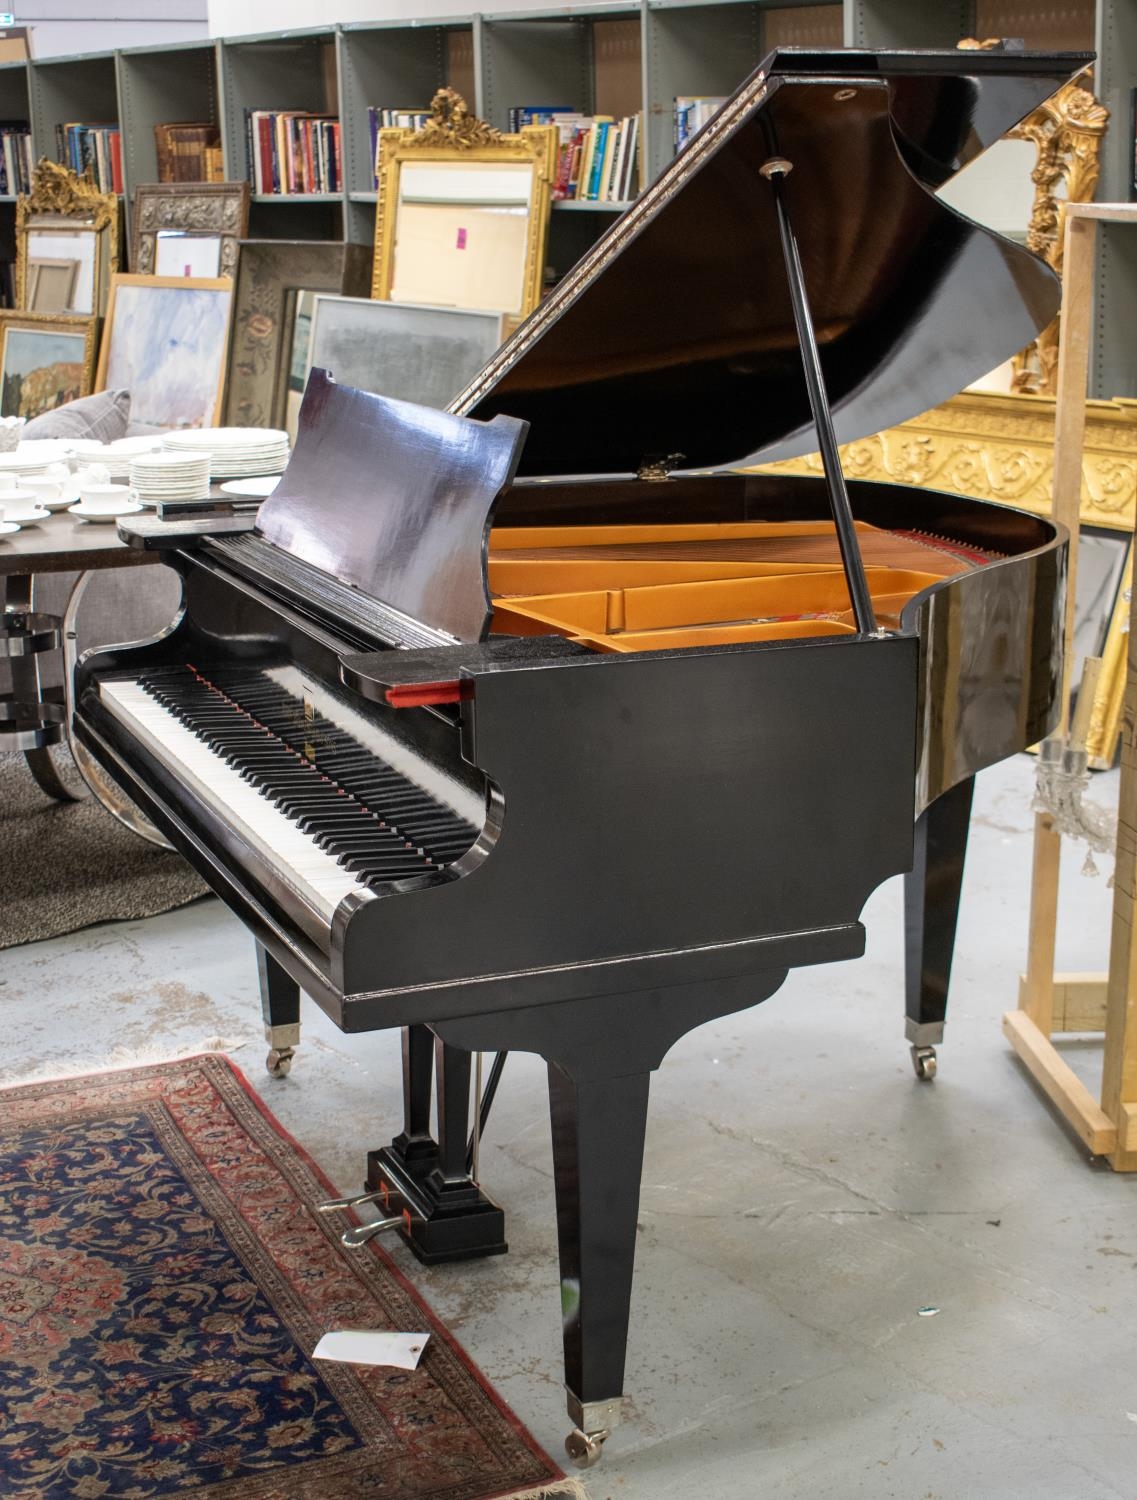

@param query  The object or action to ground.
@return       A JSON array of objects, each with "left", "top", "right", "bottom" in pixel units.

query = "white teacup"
[
  {"left": 0, "top": 473, "right": 20, "bottom": 492},
  {"left": 79, "top": 483, "right": 132, "bottom": 514},
  {"left": 22, "top": 476, "right": 63, "bottom": 505}
]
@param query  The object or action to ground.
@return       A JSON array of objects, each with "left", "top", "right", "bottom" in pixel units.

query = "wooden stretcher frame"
[{"left": 1007, "top": 201, "right": 1137, "bottom": 1171}]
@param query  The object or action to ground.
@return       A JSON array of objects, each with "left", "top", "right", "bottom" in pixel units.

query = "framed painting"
[
  {"left": 373, "top": 88, "right": 555, "bottom": 319},
  {"left": 224, "top": 239, "right": 372, "bottom": 427},
  {"left": 0, "top": 310, "right": 97, "bottom": 418},
  {"left": 303, "top": 294, "right": 504, "bottom": 409},
  {"left": 131, "top": 182, "right": 251, "bottom": 282},
  {"left": 16, "top": 160, "right": 120, "bottom": 317},
  {"left": 27, "top": 257, "right": 80, "bottom": 311},
  {"left": 96, "top": 274, "right": 233, "bottom": 430}
]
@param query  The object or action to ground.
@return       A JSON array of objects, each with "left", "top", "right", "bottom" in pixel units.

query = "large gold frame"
[
  {"left": 754, "top": 388, "right": 1135, "bottom": 767},
  {"left": 15, "top": 159, "right": 119, "bottom": 317},
  {"left": 371, "top": 88, "right": 556, "bottom": 320},
  {"left": 1006, "top": 73, "right": 1109, "bottom": 394}
]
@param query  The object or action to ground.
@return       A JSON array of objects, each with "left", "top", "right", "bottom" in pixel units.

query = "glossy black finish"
[
  {"left": 456, "top": 50, "right": 1084, "bottom": 475},
  {"left": 258, "top": 370, "right": 528, "bottom": 641},
  {"left": 367, "top": 1032, "right": 508, "bottom": 1265},
  {"left": 73, "top": 41, "right": 1078, "bottom": 1419},
  {"left": 256, "top": 941, "right": 300, "bottom": 1035},
  {"left": 494, "top": 471, "right": 1065, "bottom": 809},
  {"left": 905, "top": 774, "right": 975, "bottom": 1034}
]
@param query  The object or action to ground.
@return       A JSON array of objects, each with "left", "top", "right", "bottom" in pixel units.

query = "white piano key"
[{"left": 99, "top": 678, "right": 366, "bottom": 926}]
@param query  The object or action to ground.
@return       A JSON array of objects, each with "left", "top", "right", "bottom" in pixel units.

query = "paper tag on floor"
[{"left": 313, "top": 1330, "right": 429, "bottom": 1369}]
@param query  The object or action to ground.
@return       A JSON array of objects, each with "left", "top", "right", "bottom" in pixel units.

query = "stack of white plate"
[
  {"left": 162, "top": 428, "right": 289, "bottom": 479},
  {"left": 129, "top": 451, "right": 212, "bottom": 505},
  {"left": 0, "top": 448, "right": 57, "bottom": 479},
  {"left": 70, "top": 436, "right": 165, "bottom": 480}
]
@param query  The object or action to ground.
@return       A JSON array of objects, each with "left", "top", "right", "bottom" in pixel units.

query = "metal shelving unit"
[{"left": 0, "top": 0, "right": 1128, "bottom": 393}]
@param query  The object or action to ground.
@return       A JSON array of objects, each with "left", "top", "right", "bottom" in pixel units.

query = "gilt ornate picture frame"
[
  {"left": 373, "top": 89, "right": 556, "bottom": 320},
  {"left": 131, "top": 181, "right": 251, "bottom": 282},
  {"left": 0, "top": 309, "right": 97, "bottom": 418},
  {"left": 16, "top": 160, "right": 120, "bottom": 317}
]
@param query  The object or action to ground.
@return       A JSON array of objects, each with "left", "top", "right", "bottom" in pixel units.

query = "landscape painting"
[
  {"left": 0, "top": 315, "right": 93, "bottom": 418},
  {"left": 97, "top": 275, "right": 233, "bottom": 429}
]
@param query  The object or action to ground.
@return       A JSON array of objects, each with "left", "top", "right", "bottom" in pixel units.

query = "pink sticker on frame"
[{"left": 456, "top": 228, "right": 468, "bottom": 249}]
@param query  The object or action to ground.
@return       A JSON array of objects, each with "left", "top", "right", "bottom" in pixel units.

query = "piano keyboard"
[{"left": 99, "top": 665, "right": 481, "bottom": 929}]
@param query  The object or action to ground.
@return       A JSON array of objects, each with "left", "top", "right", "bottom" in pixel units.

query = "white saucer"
[
  {"left": 39, "top": 494, "right": 77, "bottom": 511},
  {"left": 0, "top": 506, "right": 51, "bottom": 525},
  {"left": 220, "top": 476, "right": 280, "bottom": 498},
  {"left": 0, "top": 519, "right": 20, "bottom": 536},
  {"left": 68, "top": 501, "right": 144, "bottom": 524}
]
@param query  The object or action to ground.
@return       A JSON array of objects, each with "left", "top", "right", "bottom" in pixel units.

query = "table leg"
[{"left": 3, "top": 572, "right": 78, "bottom": 803}]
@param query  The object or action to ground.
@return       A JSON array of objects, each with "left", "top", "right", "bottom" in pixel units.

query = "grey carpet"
[{"left": 0, "top": 748, "right": 207, "bottom": 949}]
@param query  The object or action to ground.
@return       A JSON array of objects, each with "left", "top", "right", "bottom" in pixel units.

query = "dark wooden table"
[{"left": 1, "top": 512, "right": 160, "bottom": 800}]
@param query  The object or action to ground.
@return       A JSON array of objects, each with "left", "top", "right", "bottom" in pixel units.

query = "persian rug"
[
  {"left": 0, "top": 750, "right": 207, "bottom": 950},
  {"left": 0, "top": 1054, "right": 576, "bottom": 1500}
]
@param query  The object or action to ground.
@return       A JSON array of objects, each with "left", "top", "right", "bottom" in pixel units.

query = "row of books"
[
  {"left": 555, "top": 114, "right": 640, "bottom": 204},
  {"left": 245, "top": 108, "right": 342, "bottom": 195},
  {"left": 0, "top": 122, "right": 31, "bottom": 195},
  {"left": 55, "top": 122, "right": 122, "bottom": 193},
  {"left": 675, "top": 95, "right": 726, "bottom": 152},
  {"left": 368, "top": 106, "right": 431, "bottom": 187},
  {"left": 154, "top": 122, "right": 223, "bottom": 185},
  {"left": 509, "top": 108, "right": 640, "bottom": 203}
]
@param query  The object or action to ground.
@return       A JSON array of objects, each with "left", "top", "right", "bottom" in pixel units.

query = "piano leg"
[
  {"left": 432, "top": 968, "right": 790, "bottom": 1466},
  {"left": 904, "top": 774, "right": 975, "bottom": 1081},
  {"left": 257, "top": 942, "right": 301, "bottom": 1078},
  {"left": 549, "top": 1062, "right": 650, "bottom": 1468},
  {"left": 365, "top": 1027, "right": 508, "bottom": 1265}
]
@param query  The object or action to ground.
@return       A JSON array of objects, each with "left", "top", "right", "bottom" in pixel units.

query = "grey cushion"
[{"left": 22, "top": 389, "right": 131, "bottom": 442}]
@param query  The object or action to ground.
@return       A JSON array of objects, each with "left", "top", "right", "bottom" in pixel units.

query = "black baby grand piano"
[{"left": 76, "top": 47, "right": 1077, "bottom": 1465}]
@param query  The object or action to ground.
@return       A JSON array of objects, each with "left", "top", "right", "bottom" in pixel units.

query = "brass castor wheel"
[
  {"left": 565, "top": 1427, "right": 608, "bottom": 1468},
  {"left": 911, "top": 1044, "right": 937, "bottom": 1081},
  {"left": 266, "top": 1046, "right": 294, "bottom": 1079}
]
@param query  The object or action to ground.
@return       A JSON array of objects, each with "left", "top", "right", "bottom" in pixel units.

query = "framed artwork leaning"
[
  {"left": 224, "top": 239, "right": 372, "bottom": 427},
  {"left": 131, "top": 182, "right": 251, "bottom": 282},
  {"left": 373, "top": 89, "right": 555, "bottom": 319},
  {"left": 16, "top": 160, "right": 120, "bottom": 317},
  {"left": 301, "top": 295, "right": 505, "bottom": 412},
  {"left": 0, "top": 310, "right": 97, "bottom": 418},
  {"left": 96, "top": 274, "right": 233, "bottom": 430}
]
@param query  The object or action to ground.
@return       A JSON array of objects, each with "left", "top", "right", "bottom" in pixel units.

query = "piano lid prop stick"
[{"left": 761, "top": 156, "right": 878, "bottom": 637}]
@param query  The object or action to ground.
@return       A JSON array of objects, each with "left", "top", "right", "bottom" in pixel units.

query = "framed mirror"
[
  {"left": 373, "top": 89, "right": 556, "bottom": 320},
  {"left": 16, "top": 160, "right": 119, "bottom": 317}
]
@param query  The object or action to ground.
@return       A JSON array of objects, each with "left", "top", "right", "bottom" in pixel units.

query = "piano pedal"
[
  {"left": 365, "top": 1148, "right": 508, "bottom": 1265},
  {"left": 314, "top": 1186, "right": 416, "bottom": 1250},
  {"left": 910, "top": 1044, "right": 937, "bottom": 1081}
]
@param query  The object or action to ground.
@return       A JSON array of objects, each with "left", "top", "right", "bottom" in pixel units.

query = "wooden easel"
[{"left": 1004, "top": 201, "right": 1137, "bottom": 1170}]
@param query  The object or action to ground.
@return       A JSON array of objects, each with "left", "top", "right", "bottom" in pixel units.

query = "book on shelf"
[
  {"left": 674, "top": 96, "right": 726, "bottom": 153},
  {"left": 55, "top": 122, "right": 122, "bottom": 193},
  {"left": 508, "top": 105, "right": 572, "bottom": 132},
  {"left": 154, "top": 121, "right": 222, "bottom": 184},
  {"left": 368, "top": 106, "right": 431, "bottom": 187},
  {"left": 539, "top": 111, "right": 639, "bottom": 204},
  {"left": 0, "top": 122, "right": 31, "bottom": 195},
  {"left": 244, "top": 108, "right": 342, "bottom": 196}
]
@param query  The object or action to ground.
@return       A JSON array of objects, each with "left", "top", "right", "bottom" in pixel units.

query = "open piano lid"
[{"left": 453, "top": 47, "right": 1091, "bottom": 477}]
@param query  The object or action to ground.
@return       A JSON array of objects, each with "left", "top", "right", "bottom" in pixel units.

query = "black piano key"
[{"left": 138, "top": 664, "right": 478, "bottom": 873}]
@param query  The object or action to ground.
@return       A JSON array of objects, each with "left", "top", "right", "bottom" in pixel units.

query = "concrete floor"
[{"left": 4, "top": 752, "right": 1137, "bottom": 1499}]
